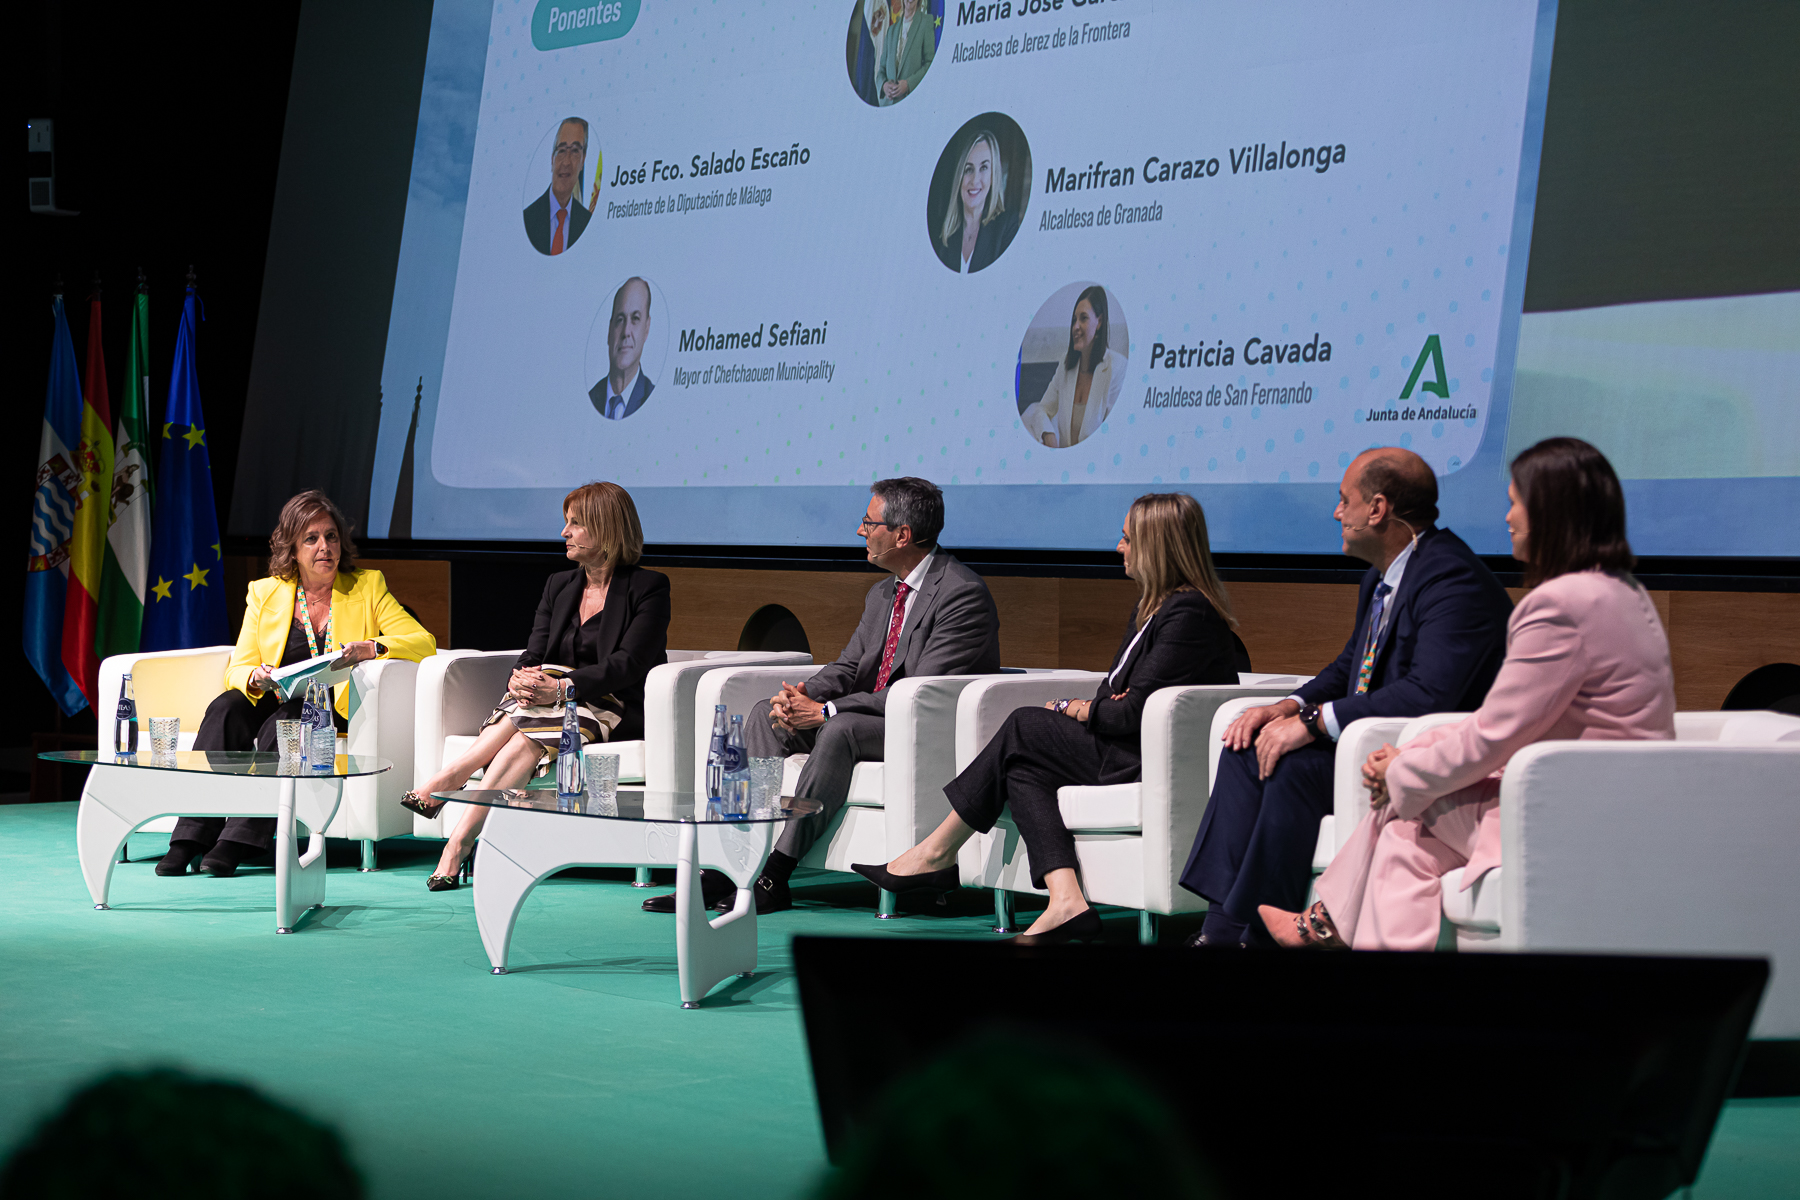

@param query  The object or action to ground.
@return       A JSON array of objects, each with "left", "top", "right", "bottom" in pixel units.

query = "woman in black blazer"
[
  {"left": 933, "top": 126, "right": 1023, "bottom": 274},
  {"left": 403, "top": 482, "right": 670, "bottom": 889},
  {"left": 854, "top": 493, "right": 1242, "bottom": 942}
]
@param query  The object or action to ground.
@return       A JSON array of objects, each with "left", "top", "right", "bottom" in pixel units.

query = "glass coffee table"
[
  {"left": 432, "top": 787, "right": 821, "bottom": 1008},
  {"left": 46, "top": 750, "right": 391, "bottom": 934}
]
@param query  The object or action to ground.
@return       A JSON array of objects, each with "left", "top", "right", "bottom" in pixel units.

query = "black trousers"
[
  {"left": 943, "top": 706, "right": 1108, "bottom": 890},
  {"left": 744, "top": 699, "right": 885, "bottom": 861},
  {"left": 1177, "top": 738, "right": 1336, "bottom": 940},
  {"left": 169, "top": 689, "right": 343, "bottom": 852}
]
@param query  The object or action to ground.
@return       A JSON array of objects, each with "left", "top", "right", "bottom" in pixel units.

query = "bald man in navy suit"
[{"left": 1179, "top": 448, "right": 1512, "bottom": 947}]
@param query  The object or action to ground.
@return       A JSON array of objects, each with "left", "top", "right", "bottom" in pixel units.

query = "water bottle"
[
  {"left": 299, "top": 679, "right": 321, "bottom": 768},
  {"left": 114, "top": 673, "right": 138, "bottom": 755},
  {"left": 722, "top": 714, "right": 749, "bottom": 820},
  {"left": 556, "top": 696, "right": 585, "bottom": 801},
  {"left": 705, "top": 703, "right": 729, "bottom": 819},
  {"left": 308, "top": 680, "right": 336, "bottom": 772},
  {"left": 705, "top": 704, "right": 729, "bottom": 799}
]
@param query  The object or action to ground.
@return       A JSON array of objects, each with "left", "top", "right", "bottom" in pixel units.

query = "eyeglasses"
[
  {"left": 858, "top": 517, "right": 897, "bottom": 532},
  {"left": 553, "top": 141, "right": 586, "bottom": 159}
]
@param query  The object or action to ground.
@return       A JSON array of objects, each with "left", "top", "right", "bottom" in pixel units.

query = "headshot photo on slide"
[
  {"left": 928, "top": 114, "right": 1030, "bottom": 274},
  {"left": 522, "top": 115, "right": 600, "bottom": 256},
  {"left": 585, "top": 276, "right": 667, "bottom": 421},
  {"left": 844, "top": 0, "right": 944, "bottom": 108},
  {"left": 1015, "top": 282, "right": 1129, "bottom": 451}
]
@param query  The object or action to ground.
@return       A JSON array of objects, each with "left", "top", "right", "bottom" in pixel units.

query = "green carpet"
[{"left": 1, "top": 802, "right": 1795, "bottom": 1199}]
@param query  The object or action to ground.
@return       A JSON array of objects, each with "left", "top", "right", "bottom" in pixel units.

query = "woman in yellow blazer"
[{"left": 157, "top": 490, "right": 435, "bottom": 878}]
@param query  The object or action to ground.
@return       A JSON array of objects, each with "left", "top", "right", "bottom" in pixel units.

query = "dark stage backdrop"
[
  {"left": 11, "top": 0, "right": 305, "bottom": 770},
  {"left": 228, "top": 0, "right": 435, "bottom": 539}
]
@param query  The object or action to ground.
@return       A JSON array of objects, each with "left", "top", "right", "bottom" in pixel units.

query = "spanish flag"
[{"left": 60, "top": 288, "right": 115, "bottom": 708}]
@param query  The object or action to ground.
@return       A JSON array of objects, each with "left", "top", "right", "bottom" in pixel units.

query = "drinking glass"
[
  {"left": 750, "top": 756, "right": 785, "bottom": 818},
  {"left": 276, "top": 719, "right": 305, "bottom": 762},
  {"left": 147, "top": 716, "right": 180, "bottom": 756},
  {"left": 584, "top": 749, "right": 620, "bottom": 806},
  {"left": 310, "top": 724, "right": 337, "bottom": 772}
]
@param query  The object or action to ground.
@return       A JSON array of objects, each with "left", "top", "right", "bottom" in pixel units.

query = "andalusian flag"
[
  {"left": 25, "top": 296, "right": 89, "bottom": 714},
  {"left": 97, "top": 280, "right": 153, "bottom": 663},
  {"left": 141, "top": 284, "right": 228, "bottom": 651},
  {"left": 59, "top": 290, "right": 116, "bottom": 707}
]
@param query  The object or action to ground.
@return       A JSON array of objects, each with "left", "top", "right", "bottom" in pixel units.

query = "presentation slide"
[{"left": 355, "top": 0, "right": 1793, "bottom": 558}]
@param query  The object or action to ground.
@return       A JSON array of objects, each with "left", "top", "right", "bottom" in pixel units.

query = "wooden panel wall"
[
  {"left": 226, "top": 556, "right": 1797, "bottom": 710},
  {"left": 1662, "top": 591, "right": 1799, "bottom": 710},
  {"left": 663, "top": 568, "right": 1795, "bottom": 711}
]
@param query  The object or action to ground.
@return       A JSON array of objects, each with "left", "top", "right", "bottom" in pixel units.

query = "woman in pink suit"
[{"left": 1261, "top": 437, "right": 1676, "bottom": 950}]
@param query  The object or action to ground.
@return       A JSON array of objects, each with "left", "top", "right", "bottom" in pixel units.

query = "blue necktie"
[{"left": 1354, "top": 581, "right": 1392, "bottom": 695}]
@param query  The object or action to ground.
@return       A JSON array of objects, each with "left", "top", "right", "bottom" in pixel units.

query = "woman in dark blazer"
[
  {"left": 933, "top": 126, "right": 1023, "bottom": 274},
  {"left": 403, "top": 481, "right": 670, "bottom": 889},
  {"left": 854, "top": 493, "right": 1243, "bottom": 942}
]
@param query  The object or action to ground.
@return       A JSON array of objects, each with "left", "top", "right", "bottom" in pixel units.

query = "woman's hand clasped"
[
  {"left": 1362, "top": 742, "right": 1399, "bottom": 808},
  {"left": 508, "top": 667, "right": 562, "bottom": 707}
]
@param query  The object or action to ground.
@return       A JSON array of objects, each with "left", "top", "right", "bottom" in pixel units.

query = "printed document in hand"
[{"left": 271, "top": 652, "right": 358, "bottom": 700}]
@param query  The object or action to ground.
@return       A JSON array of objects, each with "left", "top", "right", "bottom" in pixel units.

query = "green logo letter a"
[{"left": 1397, "top": 334, "right": 1449, "bottom": 400}]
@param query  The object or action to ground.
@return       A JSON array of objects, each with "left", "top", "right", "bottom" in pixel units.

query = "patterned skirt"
[{"left": 478, "top": 664, "right": 622, "bottom": 778}]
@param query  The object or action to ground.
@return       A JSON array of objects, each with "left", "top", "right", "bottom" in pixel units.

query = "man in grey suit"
[{"left": 643, "top": 477, "right": 1001, "bottom": 915}]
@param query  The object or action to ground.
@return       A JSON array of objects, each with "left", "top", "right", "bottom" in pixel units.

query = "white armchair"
[
  {"left": 690, "top": 666, "right": 1085, "bottom": 916},
  {"left": 961, "top": 675, "right": 1311, "bottom": 943},
  {"left": 411, "top": 651, "right": 812, "bottom": 872},
  {"left": 1395, "top": 709, "right": 1800, "bottom": 1039},
  {"left": 92, "top": 646, "right": 420, "bottom": 871},
  {"left": 1199, "top": 698, "right": 1413, "bottom": 883}
]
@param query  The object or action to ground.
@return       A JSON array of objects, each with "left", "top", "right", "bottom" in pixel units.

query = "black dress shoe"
[
  {"left": 850, "top": 861, "right": 960, "bottom": 897},
  {"left": 711, "top": 874, "right": 790, "bottom": 914},
  {"left": 748, "top": 874, "right": 790, "bottom": 914},
  {"left": 642, "top": 868, "right": 735, "bottom": 913},
  {"left": 1010, "top": 907, "right": 1104, "bottom": 945},
  {"left": 155, "top": 840, "right": 205, "bottom": 877},
  {"left": 1183, "top": 929, "right": 1248, "bottom": 950},
  {"left": 200, "top": 840, "right": 258, "bottom": 878}
]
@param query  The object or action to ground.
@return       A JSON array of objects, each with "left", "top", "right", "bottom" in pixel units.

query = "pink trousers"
[{"left": 1312, "top": 780, "right": 1500, "bottom": 951}]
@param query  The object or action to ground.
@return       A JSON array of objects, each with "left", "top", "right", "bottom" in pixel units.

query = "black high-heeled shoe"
[
  {"left": 400, "top": 790, "right": 446, "bottom": 819},
  {"left": 851, "top": 861, "right": 960, "bottom": 897},
  {"left": 428, "top": 848, "right": 474, "bottom": 891},
  {"left": 155, "top": 840, "right": 205, "bottom": 877},
  {"left": 1010, "top": 907, "right": 1104, "bottom": 946}
]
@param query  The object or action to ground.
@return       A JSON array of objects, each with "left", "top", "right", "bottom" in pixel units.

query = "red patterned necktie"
[
  {"left": 551, "top": 207, "right": 567, "bottom": 255},
  {"left": 873, "top": 581, "right": 912, "bottom": 692}
]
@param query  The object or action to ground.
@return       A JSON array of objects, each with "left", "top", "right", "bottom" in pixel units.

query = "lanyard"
[{"left": 296, "top": 584, "right": 335, "bottom": 659}]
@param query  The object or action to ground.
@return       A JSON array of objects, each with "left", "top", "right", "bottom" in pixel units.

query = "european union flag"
[{"left": 141, "top": 285, "right": 228, "bottom": 651}]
